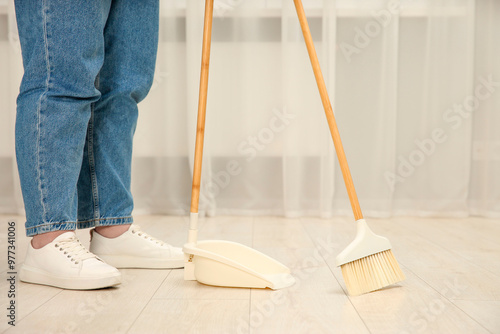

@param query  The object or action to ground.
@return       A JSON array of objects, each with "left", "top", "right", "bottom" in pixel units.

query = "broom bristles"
[{"left": 340, "top": 249, "right": 405, "bottom": 296}]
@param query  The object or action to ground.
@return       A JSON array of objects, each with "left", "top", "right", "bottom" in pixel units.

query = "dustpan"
[{"left": 182, "top": 0, "right": 295, "bottom": 290}]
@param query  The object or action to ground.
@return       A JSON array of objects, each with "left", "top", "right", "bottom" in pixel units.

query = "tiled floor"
[{"left": 1, "top": 215, "right": 498, "bottom": 333}]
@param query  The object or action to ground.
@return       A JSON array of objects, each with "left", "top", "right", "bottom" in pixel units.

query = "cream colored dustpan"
[{"left": 182, "top": 0, "right": 294, "bottom": 290}]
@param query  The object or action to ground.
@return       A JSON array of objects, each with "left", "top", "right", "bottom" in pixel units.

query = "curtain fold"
[
  {"left": 1, "top": 0, "right": 498, "bottom": 219},
  {"left": 1, "top": 1, "right": 23, "bottom": 214},
  {"left": 470, "top": 0, "right": 500, "bottom": 218}
]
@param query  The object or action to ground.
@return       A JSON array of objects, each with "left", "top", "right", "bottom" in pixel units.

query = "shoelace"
[
  {"left": 130, "top": 225, "right": 167, "bottom": 246},
  {"left": 54, "top": 235, "right": 96, "bottom": 265}
]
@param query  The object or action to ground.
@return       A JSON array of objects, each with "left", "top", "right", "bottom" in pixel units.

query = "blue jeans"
[{"left": 14, "top": 0, "right": 159, "bottom": 237}]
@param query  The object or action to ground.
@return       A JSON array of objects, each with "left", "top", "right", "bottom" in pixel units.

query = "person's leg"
[
  {"left": 77, "top": 0, "right": 183, "bottom": 268},
  {"left": 76, "top": 0, "right": 159, "bottom": 233},
  {"left": 15, "top": 0, "right": 109, "bottom": 238},
  {"left": 15, "top": 0, "right": 121, "bottom": 289}
]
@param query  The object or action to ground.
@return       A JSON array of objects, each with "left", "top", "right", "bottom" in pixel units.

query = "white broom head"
[
  {"left": 336, "top": 219, "right": 405, "bottom": 295},
  {"left": 336, "top": 219, "right": 392, "bottom": 267}
]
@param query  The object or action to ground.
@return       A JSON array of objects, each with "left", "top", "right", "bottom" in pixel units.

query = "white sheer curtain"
[
  {"left": 1, "top": 0, "right": 23, "bottom": 214},
  {"left": 1, "top": 0, "right": 498, "bottom": 219}
]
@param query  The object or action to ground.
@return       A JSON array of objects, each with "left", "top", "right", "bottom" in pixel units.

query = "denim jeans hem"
[
  {"left": 26, "top": 221, "right": 78, "bottom": 237},
  {"left": 77, "top": 216, "right": 133, "bottom": 229}
]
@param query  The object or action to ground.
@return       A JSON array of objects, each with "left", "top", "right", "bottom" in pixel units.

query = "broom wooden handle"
[
  {"left": 293, "top": 0, "right": 363, "bottom": 220},
  {"left": 191, "top": 0, "right": 214, "bottom": 214}
]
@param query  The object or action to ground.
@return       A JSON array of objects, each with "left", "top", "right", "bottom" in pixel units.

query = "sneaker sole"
[
  {"left": 97, "top": 255, "right": 184, "bottom": 269},
  {"left": 19, "top": 265, "right": 122, "bottom": 290}
]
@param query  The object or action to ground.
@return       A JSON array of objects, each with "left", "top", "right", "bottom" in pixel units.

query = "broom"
[{"left": 293, "top": 0, "right": 405, "bottom": 296}]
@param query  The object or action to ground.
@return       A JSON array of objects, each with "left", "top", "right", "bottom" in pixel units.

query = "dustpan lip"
[{"left": 183, "top": 239, "right": 289, "bottom": 271}]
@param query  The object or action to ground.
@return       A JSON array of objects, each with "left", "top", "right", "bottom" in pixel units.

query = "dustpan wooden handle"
[
  {"left": 293, "top": 0, "right": 363, "bottom": 220},
  {"left": 191, "top": 0, "right": 214, "bottom": 214}
]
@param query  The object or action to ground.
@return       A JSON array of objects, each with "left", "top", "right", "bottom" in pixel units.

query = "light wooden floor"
[{"left": 1, "top": 215, "right": 499, "bottom": 334}]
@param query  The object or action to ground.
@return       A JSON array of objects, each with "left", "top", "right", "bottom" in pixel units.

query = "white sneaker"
[
  {"left": 20, "top": 232, "right": 121, "bottom": 290},
  {"left": 89, "top": 225, "right": 184, "bottom": 269}
]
